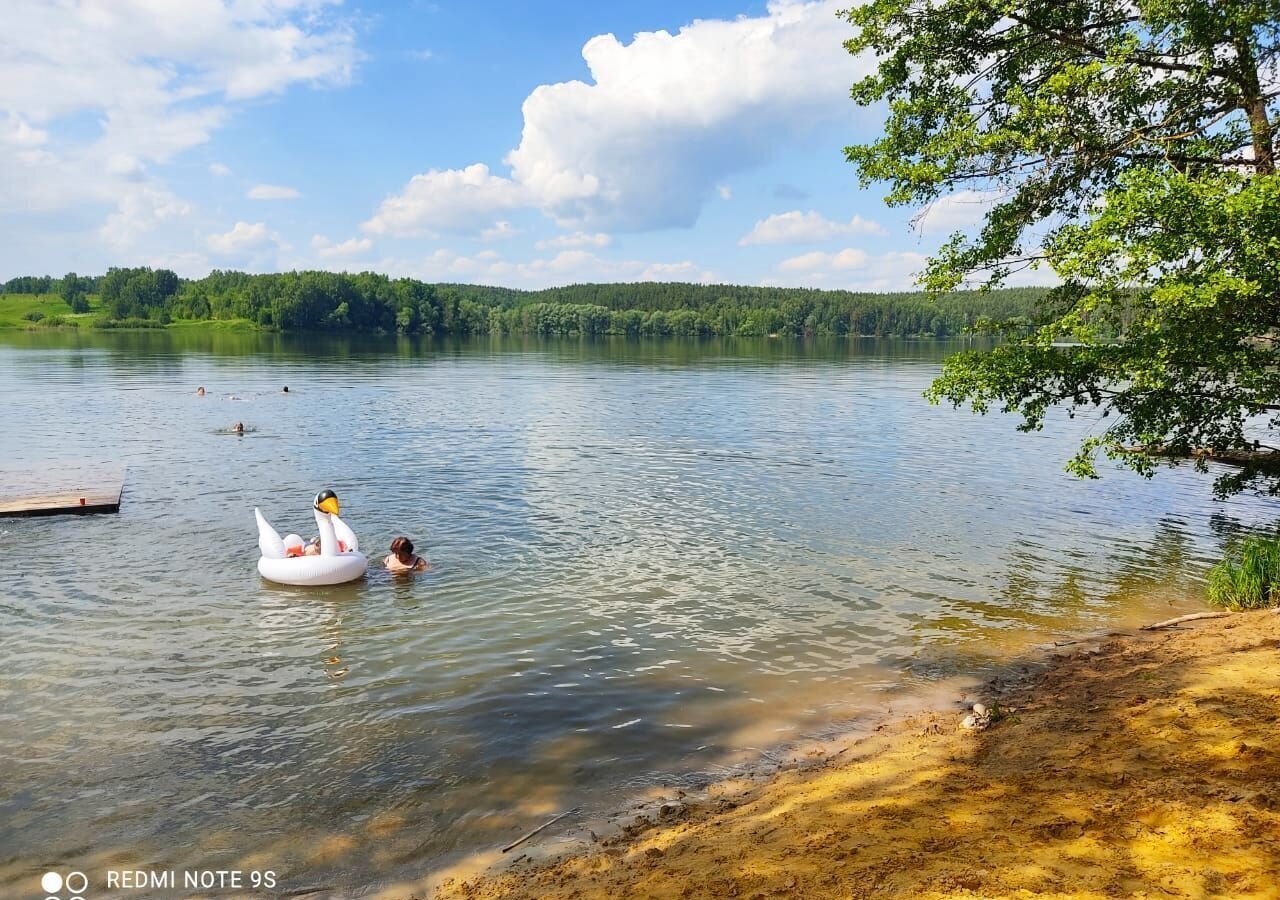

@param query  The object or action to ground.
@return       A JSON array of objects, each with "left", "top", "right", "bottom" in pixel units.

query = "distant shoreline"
[{"left": 2, "top": 273, "right": 1045, "bottom": 337}]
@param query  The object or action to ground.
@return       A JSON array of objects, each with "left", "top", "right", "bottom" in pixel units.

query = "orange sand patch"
[{"left": 428, "top": 611, "right": 1280, "bottom": 900}]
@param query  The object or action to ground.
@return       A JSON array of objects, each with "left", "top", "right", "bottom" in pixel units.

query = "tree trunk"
[{"left": 1233, "top": 33, "right": 1275, "bottom": 175}]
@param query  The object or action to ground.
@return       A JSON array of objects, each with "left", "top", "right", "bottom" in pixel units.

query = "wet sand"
[{"left": 419, "top": 609, "right": 1280, "bottom": 900}]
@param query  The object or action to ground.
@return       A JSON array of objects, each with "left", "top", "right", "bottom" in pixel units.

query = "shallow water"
[{"left": 0, "top": 331, "right": 1270, "bottom": 895}]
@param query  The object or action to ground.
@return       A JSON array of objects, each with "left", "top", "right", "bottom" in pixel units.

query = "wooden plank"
[{"left": 0, "top": 472, "right": 124, "bottom": 518}]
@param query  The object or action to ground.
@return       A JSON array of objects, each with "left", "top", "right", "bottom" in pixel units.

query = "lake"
[{"left": 0, "top": 330, "right": 1270, "bottom": 896}]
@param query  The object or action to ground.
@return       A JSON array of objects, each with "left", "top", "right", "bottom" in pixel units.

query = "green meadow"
[{"left": 0, "top": 293, "right": 100, "bottom": 328}]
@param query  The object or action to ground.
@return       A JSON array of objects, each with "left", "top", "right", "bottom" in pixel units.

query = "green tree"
[
  {"left": 60, "top": 272, "right": 89, "bottom": 313},
  {"left": 845, "top": 0, "right": 1280, "bottom": 494}
]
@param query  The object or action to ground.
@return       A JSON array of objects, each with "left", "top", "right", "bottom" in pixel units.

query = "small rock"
[
  {"left": 961, "top": 714, "right": 978, "bottom": 729},
  {"left": 972, "top": 703, "right": 988, "bottom": 717}
]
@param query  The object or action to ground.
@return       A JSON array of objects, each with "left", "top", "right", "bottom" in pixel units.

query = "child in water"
[{"left": 385, "top": 536, "right": 429, "bottom": 574}]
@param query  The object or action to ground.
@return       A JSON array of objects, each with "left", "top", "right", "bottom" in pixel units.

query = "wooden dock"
[{"left": 0, "top": 470, "right": 125, "bottom": 518}]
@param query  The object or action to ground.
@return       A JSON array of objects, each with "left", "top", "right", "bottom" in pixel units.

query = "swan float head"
[{"left": 314, "top": 489, "right": 341, "bottom": 516}]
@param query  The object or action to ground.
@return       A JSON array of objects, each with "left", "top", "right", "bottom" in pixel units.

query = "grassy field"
[
  {"left": 0, "top": 293, "right": 102, "bottom": 328},
  {"left": 0, "top": 294, "right": 261, "bottom": 331}
]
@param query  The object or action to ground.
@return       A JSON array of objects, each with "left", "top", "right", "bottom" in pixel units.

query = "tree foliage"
[
  {"left": 844, "top": 0, "right": 1280, "bottom": 495},
  {"left": 100, "top": 267, "right": 181, "bottom": 320},
  {"left": 60, "top": 272, "right": 90, "bottom": 313}
]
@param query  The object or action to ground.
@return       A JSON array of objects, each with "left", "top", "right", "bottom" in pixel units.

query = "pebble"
[
  {"left": 961, "top": 714, "right": 978, "bottom": 729},
  {"left": 972, "top": 703, "right": 988, "bottom": 717}
]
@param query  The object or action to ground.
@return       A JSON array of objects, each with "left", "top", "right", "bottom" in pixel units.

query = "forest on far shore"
[{"left": 2, "top": 268, "right": 1047, "bottom": 337}]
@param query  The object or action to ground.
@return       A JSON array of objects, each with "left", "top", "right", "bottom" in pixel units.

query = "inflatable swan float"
[{"left": 255, "top": 490, "right": 368, "bottom": 586}]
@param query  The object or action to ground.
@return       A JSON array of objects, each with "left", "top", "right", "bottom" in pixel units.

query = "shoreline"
[{"left": 404, "top": 608, "right": 1280, "bottom": 900}]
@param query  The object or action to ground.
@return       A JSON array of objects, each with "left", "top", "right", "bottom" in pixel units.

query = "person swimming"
[
  {"left": 385, "top": 536, "right": 429, "bottom": 573},
  {"left": 196, "top": 386, "right": 206, "bottom": 396},
  {"left": 282, "top": 385, "right": 290, "bottom": 393},
  {"left": 233, "top": 422, "right": 244, "bottom": 434}
]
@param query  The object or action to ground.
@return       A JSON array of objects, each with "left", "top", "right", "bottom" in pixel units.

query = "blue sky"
[{"left": 1, "top": 0, "right": 1008, "bottom": 289}]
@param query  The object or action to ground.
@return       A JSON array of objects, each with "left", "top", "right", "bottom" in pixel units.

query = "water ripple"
[{"left": 0, "top": 333, "right": 1271, "bottom": 894}]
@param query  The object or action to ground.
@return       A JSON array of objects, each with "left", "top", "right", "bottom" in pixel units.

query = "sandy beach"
[{"left": 424, "top": 609, "right": 1280, "bottom": 900}]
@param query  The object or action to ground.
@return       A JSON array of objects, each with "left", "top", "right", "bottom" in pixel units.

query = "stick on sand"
[
  {"left": 502, "top": 807, "right": 583, "bottom": 853},
  {"left": 1140, "top": 611, "right": 1230, "bottom": 631}
]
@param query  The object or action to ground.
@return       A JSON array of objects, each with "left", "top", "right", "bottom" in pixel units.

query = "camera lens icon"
[{"left": 41, "top": 870, "right": 87, "bottom": 899}]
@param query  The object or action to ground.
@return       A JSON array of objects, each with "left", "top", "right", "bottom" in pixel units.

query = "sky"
[{"left": 0, "top": 0, "right": 1015, "bottom": 290}]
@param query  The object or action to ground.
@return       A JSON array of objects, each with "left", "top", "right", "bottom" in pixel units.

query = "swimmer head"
[{"left": 314, "top": 489, "right": 340, "bottom": 516}]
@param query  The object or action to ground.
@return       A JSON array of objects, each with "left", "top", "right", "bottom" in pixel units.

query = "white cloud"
[
  {"left": 99, "top": 185, "right": 193, "bottom": 251},
  {"left": 408, "top": 49, "right": 435, "bottom": 61},
  {"left": 739, "top": 210, "right": 884, "bottom": 245},
  {"left": 208, "top": 221, "right": 277, "bottom": 255},
  {"left": 480, "top": 221, "right": 519, "bottom": 241},
  {"left": 361, "top": 163, "right": 527, "bottom": 237},
  {"left": 504, "top": 0, "right": 866, "bottom": 230},
  {"left": 311, "top": 234, "right": 373, "bottom": 258},
  {"left": 1, "top": 113, "right": 48, "bottom": 150},
  {"left": 775, "top": 247, "right": 928, "bottom": 291},
  {"left": 915, "top": 190, "right": 1004, "bottom": 235},
  {"left": 144, "top": 250, "right": 210, "bottom": 279},
  {"left": 0, "top": 2, "right": 355, "bottom": 124},
  {"left": 639, "top": 260, "right": 714, "bottom": 282},
  {"left": 369, "top": 1, "right": 868, "bottom": 236},
  {"left": 0, "top": 0, "right": 356, "bottom": 266},
  {"left": 248, "top": 183, "right": 301, "bottom": 200},
  {"left": 717, "top": 184, "right": 732, "bottom": 201},
  {"left": 535, "top": 231, "right": 612, "bottom": 250},
  {"left": 209, "top": 162, "right": 231, "bottom": 177}
]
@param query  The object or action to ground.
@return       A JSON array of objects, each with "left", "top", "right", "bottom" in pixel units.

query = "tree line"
[{"left": 4, "top": 268, "right": 1047, "bottom": 337}]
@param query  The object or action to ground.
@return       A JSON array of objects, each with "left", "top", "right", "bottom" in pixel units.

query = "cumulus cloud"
[
  {"left": 248, "top": 183, "right": 301, "bottom": 200},
  {"left": 535, "top": 231, "right": 612, "bottom": 250},
  {"left": 369, "top": 0, "right": 867, "bottom": 237},
  {"left": 775, "top": 247, "right": 928, "bottom": 291},
  {"left": 717, "top": 185, "right": 733, "bottom": 200},
  {"left": 739, "top": 210, "right": 884, "bottom": 245},
  {"left": 362, "top": 163, "right": 528, "bottom": 237},
  {"left": 209, "top": 162, "right": 231, "bottom": 177},
  {"left": 99, "top": 185, "right": 193, "bottom": 251},
  {"left": 311, "top": 234, "right": 373, "bottom": 258},
  {"left": 1, "top": 113, "right": 48, "bottom": 151},
  {"left": 0, "top": 0, "right": 356, "bottom": 262},
  {"left": 144, "top": 250, "right": 210, "bottom": 279},
  {"left": 1, "top": 1, "right": 355, "bottom": 124},
  {"left": 507, "top": 1, "right": 865, "bottom": 230},
  {"left": 208, "top": 221, "right": 278, "bottom": 255}
]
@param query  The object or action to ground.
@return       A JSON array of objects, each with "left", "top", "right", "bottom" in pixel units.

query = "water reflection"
[{"left": 0, "top": 331, "right": 1272, "bottom": 895}]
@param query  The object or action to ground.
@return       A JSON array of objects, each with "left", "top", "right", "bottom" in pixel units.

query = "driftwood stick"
[
  {"left": 1140, "top": 611, "right": 1230, "bottom": 631},
  {"left": 502, "top": 806, "right": 582, "bottom": 853}
]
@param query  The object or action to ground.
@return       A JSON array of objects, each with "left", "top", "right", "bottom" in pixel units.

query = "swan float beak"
[{"left": 314, "top": 489, "right": 340, "bottom": 516}]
